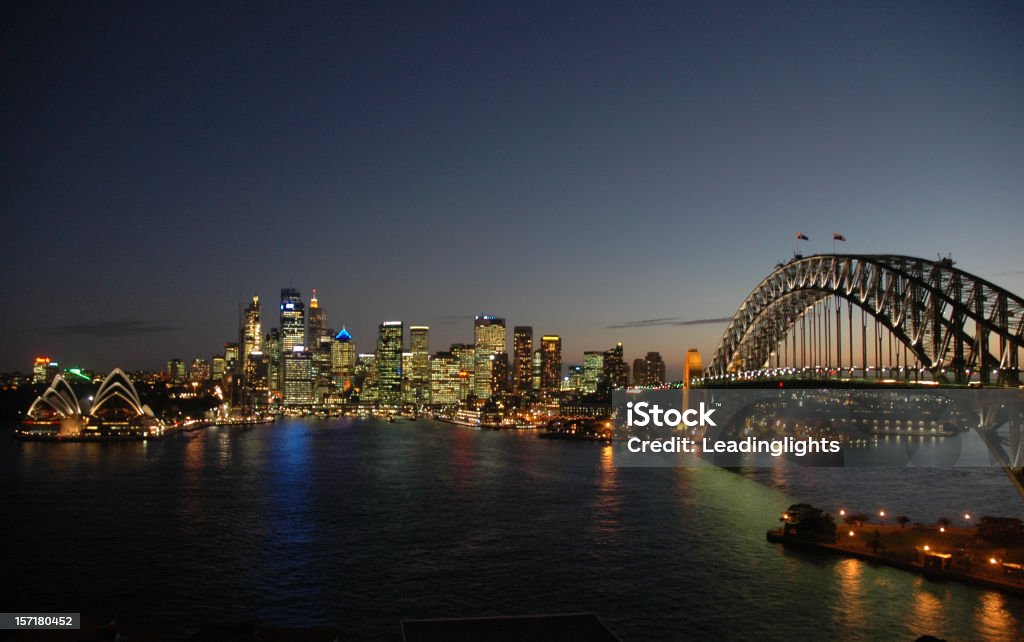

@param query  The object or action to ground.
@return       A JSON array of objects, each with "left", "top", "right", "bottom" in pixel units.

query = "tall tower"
[
  {"left": 683, "top": 349, "right": 704, "bottom": 389},
  {"left": 473, "top": 315, "right": 506, "bottom": 400},
  {"left": 409, "top": 326, "right": 430, "bottom": 404},
  {"left": 307, "top": 289, "right": 327, "bottom": 346},
  {"left": 241, "top": 295, "right": 262, "bottom": 372},
  {"left": 540, "top": 335, "right": 561, "bottom": 401},
  {"left": 331, "top": 327, "right": 356, "bottom": 389},
  {"left": 603, "top": 342, "right": 628, "bottom": 390},
  {"left": 512, "top": 326, "right": 533, "bottom": 395},
  {"left": 582, "top": 351, "right": 605, "bottom": 395},
  {"left": 376, "top": 321, "right": 403, "bottom": 407},
  {"left": 279, "top": 288, "right": 306, "bottom": 353}
]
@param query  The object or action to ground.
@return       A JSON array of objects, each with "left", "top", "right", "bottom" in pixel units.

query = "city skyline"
[{"left": 4, "top": 1, "right": 1023, "bottom": 372}]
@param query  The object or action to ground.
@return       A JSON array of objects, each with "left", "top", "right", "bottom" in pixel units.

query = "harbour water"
[{"left": 3, "top": 417, "right": 1022, "bottom": 640}]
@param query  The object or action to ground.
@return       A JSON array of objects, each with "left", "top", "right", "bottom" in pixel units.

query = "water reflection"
[{"left": 833, "top": 559, "right": 866, "bottom": 632}]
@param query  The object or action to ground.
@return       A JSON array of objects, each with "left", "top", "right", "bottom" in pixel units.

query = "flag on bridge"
[
  {"left": 796, "top": 233, "right": 809, "bottom": 241},
  {"left": 833, "top": 233, "right": 846, "bottom": 242}
]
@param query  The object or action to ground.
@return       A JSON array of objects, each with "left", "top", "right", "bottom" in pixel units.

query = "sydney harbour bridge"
[{"left": 700, "top": 253, "right": 1024, "bottom": 496}]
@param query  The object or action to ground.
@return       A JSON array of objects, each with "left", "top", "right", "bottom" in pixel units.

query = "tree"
[
  {"left": 937, "top": 517, "right": 952, "bottom": 528},
  {"left": 785, "top": 503, "right": 837, "bottom": 542},
  {"left": 977, "top": 516, "right": 1024, "bottom": 547},
  {"left": 845, "top": 512, "right": 870, "bottom": 527},
  {"left": 896, "top": 516, "right": 910, "bottom": 528}
]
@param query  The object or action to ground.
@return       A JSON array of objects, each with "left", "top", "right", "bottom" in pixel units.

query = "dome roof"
[{"left": 335, "top": 327, "right": 353, "bottom": 342}]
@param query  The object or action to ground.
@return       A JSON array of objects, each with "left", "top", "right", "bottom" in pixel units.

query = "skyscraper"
[
  {"left": 540, "top": 335, "right": 561, "bottom": 401},
  {"left": 582, "top": 351, "right": 605, "bottom": 395},
  {"left": 266, "top": 329, "right": 281, "bottom": 393},
  {"left": 283, "top": 347, "right": 313, "bottom": 408},
  {"left": 429, "top": 351, "right": 460, "bottom": 406},
  {"left": 512, "top": 326, "right": 533, "bottom": 394},
  {"left": 241, "top": 295, "right": 262, "bottom": 371},
  {"left": 473, "top": 315, "right": 506, "bottom": 400},
  {"left": 189, "top": 358, "right": 210, "bottom": 383},
  {"left": 331, "top": 327, "right": 356, "bottom": 389},
  {"left": 375, "top": 321, "right": 403, "bottom": 407},
  {"left": 603, "top": 342, "right": 628, "bottom": 390},
  {"left": 307, "top": 289, "right": 327, "bottom": 346},
  {"left": 409, "top": 326, "right": 430, "bottom": 404},
  {"left": 643, "top": 351, "right": 666, "bottom": 386},
  {"left": 632, "top": 358, "right": 645, "bottom": 386},
  {"left": 279, "top": 288, "right": 306, "bottom": 354}
]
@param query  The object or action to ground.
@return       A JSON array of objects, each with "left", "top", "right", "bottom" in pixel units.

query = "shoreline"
[{"left": 766, "top": 529, "right": 1024, "bottom": 596}]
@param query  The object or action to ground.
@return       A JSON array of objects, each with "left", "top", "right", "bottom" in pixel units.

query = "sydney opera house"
[{"left": 19, "top": 368, "right": 164, "bottom": 440}]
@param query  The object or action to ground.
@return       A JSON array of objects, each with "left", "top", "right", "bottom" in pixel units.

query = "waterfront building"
[
  {"left": 513, "top": 326, "right": 533, "bottom": 394},
  {"left": 429, "top": 351, "right": 461, "bottom": 406},
  {"left": 376, "top": 321, "right": 403, "bottom": 407},
  {"left": 245, "top": 351, "right": 270, "bottom": 409},
  {"left": 473, "top": 316, "right": 506, "bottom": 400},
  {"left": 410, "top": 325, "right": 430, "bottom": 404},
  {"left": 540, "top": 335, "right": 561, "bottom": 401},
  {"left": 282, "top": 347, "right": 313, "bottom": 408},
  {"left": 241, "top": 295, "right": 262, "bottom": 372},
  {"left": 450, "top": 343, "right": 475, "bottom": 396}
]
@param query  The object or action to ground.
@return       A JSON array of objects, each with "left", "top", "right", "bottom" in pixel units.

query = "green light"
[{"left": 66, "top": 368, "right": 92, "bottom": 382}]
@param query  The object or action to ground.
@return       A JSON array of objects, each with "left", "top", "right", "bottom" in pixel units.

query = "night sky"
[{"left": 3, "top": 1, "right": 1022, "bottom": 375}]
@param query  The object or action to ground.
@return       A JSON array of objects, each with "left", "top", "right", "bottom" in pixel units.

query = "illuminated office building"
[
  {"left": 190, "top": 358, "right": 210, "bottom": 383},
  {"left": 429, "top": 352, "right": 460, "bottom": 406},
  {"left": 561, "top": 365, "right": 583, "bottom": 393},
  {"left": 603, "top": 342, "right": 628, "bottom": 390},
  {"left": 265, "top": 329, "right": 280, "bottom": 392},
  {"left": 307, "top": 289, "right": 327, "bottom": 345},
  {"left": 167, "top": 358, "right": 186, "bottom": 385},
  {"left": 279, "top": 288, "right": 306, "bottom": 354},
  {"left": 212, "top": 355, "right": 226, "bottom": 381},
  {"left": 241, "top": 295, "right": 262, "bottom": 372},
  {"left": 244, "top": 351, "right": 270, "bottom": 409},
  {"left": 33, "top": 357, "right": 51, "bottom": 384},
  {"left": 512, "top": 326, "right": 533, "bottom": 394},
  {"left": 582, "top": 351, "right": 605, "bottom": 395},
  {"left": 331, "top": 327, "right": 356, "bottom": 388},
  {"left": 540, "top": 335, "right": 561, "bottom": 401},
  {"left": 224, "top": 343, "right": 240, "bottom": 374},
  {"left": 532, "top": 349, "right": 542, "bottom": 391},
  {"left": 473, "top": 315, "right": 506, "bottom": 400},
  {"left": 283, "top": 346, "right": 314, "bottom": 408},
  {"left": 409, "top": 326, "right": 430, "bottom": 404},
  {"left": 643, "top": 351, "right": 666, "bottom": 386},
  {"left": 376, "top": 321, "right": 403, "bottom": 407},
  {"left": 450, "top": 343, "right": 475, "bottom": 401}
]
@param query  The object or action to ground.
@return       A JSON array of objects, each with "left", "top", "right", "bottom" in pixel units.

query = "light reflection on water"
[{"left": 2, "top": 418, "right": 1022, "bottom": 641}]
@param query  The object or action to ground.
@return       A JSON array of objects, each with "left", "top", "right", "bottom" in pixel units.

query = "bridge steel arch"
[{"left": 707, "top": 254, "right": 1024, "bottom": 385}]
